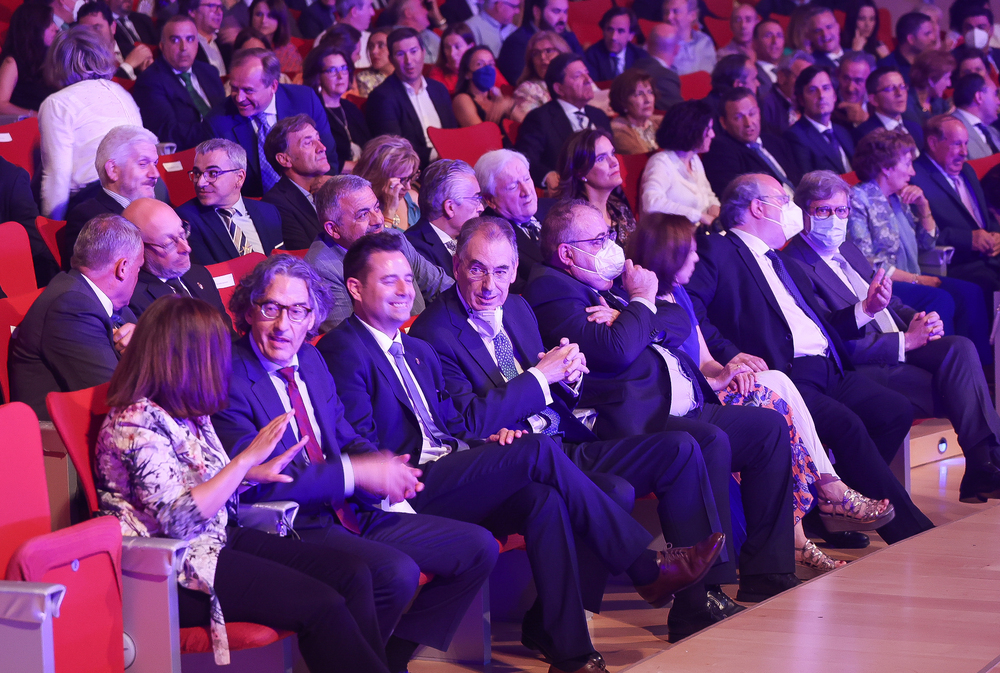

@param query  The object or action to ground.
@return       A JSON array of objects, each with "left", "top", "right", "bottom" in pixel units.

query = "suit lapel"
[
  {"left": 391, "top": 76, "right": 422, "bottom": 133},
  {"left": 924, "top": 158, "right": 967, "bottom": 214},
  {"left": 446, "top": 292, "right": 508, "bottom": 388},
  {"left": 401, "top": 335, "right": 450, "bottom": 431},
  {"left": 200, "top": 201, "right": 240, "bottom": 258},
  {"left": 800, "top": 240, "right": 859, "bottom": 306},
  {"left": 729, "top": 233, "right": 788, "bottom": 327},
  {"left": 296, "top": 351, "right": 340, "bottom": 454},
  {"left": 503, "top": 311, "right": 537, "bottom": 372},
  {"left": 238, "top": 342, "right": 308, "bottom": 457},
  {"left": 349, "top": 316, "right": 420, "bottom": 420}
]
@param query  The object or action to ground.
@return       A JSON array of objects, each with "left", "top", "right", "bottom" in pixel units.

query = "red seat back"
[
  {"left": 704, "top": 16, "right": 733, "bottom": 47},
  {"left": 206, "top": 252, "right": 268, "bottom": 325},
  {"left": 157, "top": 147, "right": 197, "bottom": 206},
  {"left": 841, "top": 170, "right": 860, "bottom": 186},
  {"left": 36, "top": 216, "right": 68, "bottom": 269},
  {"left": 568, "top": 0, "right": 610, "bottom": 47},
  {"left": 703, "top": 0, "right": 732, "bottom": 18},
  {"left": 970, "top": 154, "right": 1000, "bottom": 180},
  {"left": 618, "top": 152, "right": 650, "bottom": 215},
  {"left": 428, "top": 122, "right": 504, "bottom": 168},
  {"left": 0, "top": 402, "right": 51, "bottom": 571},
  {"left": 0, "top": 288, "right": 44, "bottom": 403},
  {"left": 0, "top": 117, "right": 41, "bottom": 179},
  {"left": 503, "top": 118, "right": 520, "bottom": 145},
  {"left": 0, "top": 221, "right": 38, "bottom": 297},
  {"left": 680, "top": 70, "right": 712, "bottom": 99},
  {"left": 46, "top": 383, "right": 111, "bottom": 516}
]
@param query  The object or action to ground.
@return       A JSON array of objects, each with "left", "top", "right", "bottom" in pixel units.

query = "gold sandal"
[
  {"left": 796, "top": 540, "right": 847, "bottom": 572},
  {"left": 818, "top": 488, "right": 895, "bottom": 532}
]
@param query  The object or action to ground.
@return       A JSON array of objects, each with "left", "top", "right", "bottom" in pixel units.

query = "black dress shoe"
[
  {"left": 706, "top": 586, "right": 746, "bottom": 617},
  {"left": 548, "top": 653, "right": 607, "bottom": 673},
  {"left": 666, "top": 588, "right": 747, "bottom": 642},
  {"left": 635, "top": 532, "right": 725, "bottom": 608},
  {"left": 803, "top": 525, "right": 870, "bottom": 549},
  {"left": 959, "top": 463, "right": 1000, "bottom": 503},
  {"left": 736, "top": 572, "right": 801, "bottom": 603}
]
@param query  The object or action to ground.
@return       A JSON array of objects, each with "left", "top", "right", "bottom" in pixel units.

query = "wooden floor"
[{"left": 410, "top": 457, "right": 1000, "bottom": 673}]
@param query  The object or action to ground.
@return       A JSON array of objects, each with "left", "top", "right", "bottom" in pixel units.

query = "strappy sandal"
[
  {"left": 796, "top": 540, "right": 847, "bottom": 572},
  {"left": 818, "top": 489, "right": 895, "bottom": 532}
]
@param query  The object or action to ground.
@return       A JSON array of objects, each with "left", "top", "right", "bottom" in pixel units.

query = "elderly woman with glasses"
[
  {"left": 353, "top": 135, "right": 421, "bottom": 230},
  {"left": 304, "top": 45, "right": 372, "bottom": 172}
]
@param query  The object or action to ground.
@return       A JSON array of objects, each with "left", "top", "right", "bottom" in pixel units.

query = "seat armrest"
[
  {"left": 0, "top": 581, "right": 65, "bottom": 624},
  {"left": 0, "top": 582, "right": 65, "bottom": 672},
  {"left": 238, "top": 500, "right": 299, "bottom": 536},
  {"left": 918, "top": 246, "right": 954, "bottom": 276},
  {"left": 121, "top": 538, "right": 188, "bottom": 673},
  {"left": 121, "top": 537, "right": 187, "bottom": 578}
]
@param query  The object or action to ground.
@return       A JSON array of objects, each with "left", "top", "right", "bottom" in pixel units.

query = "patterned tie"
[
  {"left": 764, "top": 250, "right": 842, "bottom": 372},
  {"left": 253, "top": 112, "right": 281, "bottom": 192},
  {"left": 748, "top": 142, "right": 794, "bottom": 188},
  {"left": 387, "top": 342, "right": 450, "bottom": 452},
  {"left": 179, "top": 71, "right": 211, "bottom": 118},
  {"left": 519, "top": 218, "right": 541, "bottom": 244},
  {"left": 110, "top": 311, "right": 125, "bottom": 330},
  {"left": 217, "top": 207, "right": 249, "bottom": 255},
  {"left": 574, "top": 110, "right": 592, "bottom": 131},
  {"left": 165, "top": 277, "right": 191, "bottom": 296},
  {"left": 978, "top": 123, "right": 1000, "bottom": 154},
  {"left": 443, "top": 238, "right": 457, "bottom": 255},
  {"left": 493, "top": 330, "right": 561, "bottom": 435}
]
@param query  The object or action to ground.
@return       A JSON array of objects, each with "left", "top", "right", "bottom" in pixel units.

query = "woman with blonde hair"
[
  {"left": 511, "top": 29, "right": 571, "bottom": 121},
  {"left": 354, "top": 135, "right": 421, "bottom": 229}
]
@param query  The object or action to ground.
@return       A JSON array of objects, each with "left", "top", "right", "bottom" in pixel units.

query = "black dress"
[
  {"left": 7, "top": 56, "right": 56, "bottom": 111},
  {"left": 325, "top": 98, "right": 371, "bottom": 171}
]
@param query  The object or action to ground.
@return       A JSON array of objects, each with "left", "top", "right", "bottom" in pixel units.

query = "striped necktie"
[
  {"left": 253, "top": 112, "right": 281, "bottom": 192},
  {"left": 217, "top": 207, "right": 249, "bottom": 255}
]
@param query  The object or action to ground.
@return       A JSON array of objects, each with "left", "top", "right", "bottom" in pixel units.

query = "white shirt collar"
[
  {"left": 480, "top": 10, "right": 503, "bottom": 30},
  {"left": 428, "top": 221, "right": 455, "bottom": 246},
  {"left": 730, "top": 227, "right": 772, "bottom": 256},
  {"left": 954, "top": 107, "right": 984, "bottom": 126},
  {"left": 248, "top": 331, "right": 299, "bottom": 374},
  {"left": 80, "top": 273, "right": 115, "bottom": 318},
  {"left": 804, "top": 115, "right": 833, "bottom": 133},
  {"left": 875, "top": 111, "right": 903, "bottom": 130},
  {"left": 557, "top": 97, "right": 587, "bottom": 118},
  {"left": 231, "top": 195, "right": 247, "bottom": 217},
  {"left": 102, "top": 187, "right": 132, "bottom": 209},
  {"left": 402, "top": 76, "right": 428, "bottom": 97},
  {"left": 291, "top": 179, "right": 315, "bottom": 205},
  {"left": 264, "top": 94, "right": 278, "bottom": 117},
  {"left": 358, "top": 316, "right": 402, "bottom": 353}
]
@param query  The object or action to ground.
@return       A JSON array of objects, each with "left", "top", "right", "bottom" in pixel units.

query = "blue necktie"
[
  {"left": 493, "top": 330, "right": 560, "bottom": 435},
  {"left": 254, "top": 112, "right": 281, "bottom": 192},
  {"left": 387, "top": 341, "right": 448, "bottom": 448},
  {"left": 748, "top": 142, "right": 794, "bottom": 188}
]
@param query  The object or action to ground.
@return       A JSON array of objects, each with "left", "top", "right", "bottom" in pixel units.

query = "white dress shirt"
[
  {"left": 292, "top": 179, "right": 317, "bottom": 209},
  {"left": 731, "top": 229, "right": 830, "bottom": 358},
  {"left": 198, "top": 32, "right": 227, "bottom": 76},
  {"left": 640, "top": 150, "right": 719, "bottom": 223},
  {"left": 875, "top": 111, "right": 906, "bottom": 133},
  {"left": 759, "top": 60, "right": 777, "bottom": 83},
  {"left": 81, "top": 273, "right": 114, "bottom": 318},
  {"left": 804, "top": 115, "right": 851, "bottom": 173},
  {"left": 557, "top": 98, "right": 594, "bottom": 131},
  {"left": 226, "top": 196, "right": 266, "bottom": 254},
  {"left": 402, "top": 77, "right": 443, "bottom": 162},
  {"left": 172, "top": 65, "right": 210, "bottom": 104},
  {"left": 250, "top": 95, "right": 278, "bottom": 134},
  {"left": 429, "top": 222, "right": 456, "bottom": 254},
  {"left": 103, "top": 187, "right": 132, "bottom": 210}
]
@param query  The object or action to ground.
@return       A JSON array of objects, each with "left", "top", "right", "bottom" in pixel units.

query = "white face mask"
[
  {"left": 572, "top": 240, "right": 626, "bottom": 282},
  {"left": 966, "top": 27, "right": 990, "bottom": 50},
  {"left": 807, "top": 214, "right": 848, "bottom": 251},
  {"left": 761, "top": 199, "right": 804, "bottom": 241}
]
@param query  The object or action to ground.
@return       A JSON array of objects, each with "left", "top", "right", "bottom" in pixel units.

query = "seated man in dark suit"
[
  {"left": 950, "top": 73, "right": 1000, "bottom": 161},
  {"left": 210, "top": 253, "right": 498, "bottom": 673},
  {"left": 9, "top": 215, "right": 141, "bottom": 420},
  {"left": 107, "top": 0, "right": 158, "bottom": 58},
  {"left": 0, "top": 156, "right": 59, "bottom": 289},
  {"left": 305, "top": 175, "right": 453, "bottom": 330},
  {"left": 953, "top": 4, "right": 1000, "bottom": 81},
  {"left": 516, "top": 53, "right": 612, "bottom": 190},
  {"left": 319, "top": 232, "right": 724, "bottom": 673},
  {"left": 805, "top": 6, "right": 844, "bottom": 71},
  {"left": 909, "top": 114, "right": 1000, "bottom": 311},
  {"left": 783, "top": 66, "right": 855, "bottom": 175},
  {"left": 123, "top": 198, "right": 231, "bottom": 328},
  {"left": 76, "top": 2, "right": 154, "bottom": 82},
  {"left": 496, "top": 0, "right": 583, "bottom": 86},
  {"left": 760, "top": 51, "right": 813, "bottom": 137},
  {"left": 753, "top": 18, "right": 784, "bottom": 85},
  {"left": 181, "top": 0, "right": 231, "bottom": 76},
  {"left": 64, "top": 125, "right": 161, "bottom": 270},
  {"left": 410, "top": 216, "right": 740, "bottom": 641},
  {"left": 633, "top": 22, "right": 683, "bottom": 112},
  {"left": 298, "top": 0, "right": 337, "bottom": 39},
  {"left": 522, "top": 199, "right": 800, "bottom": 605},
  {"left": 176, "top": 138, "right": 284, "bottom": 265},
  {"left": 876, "top": 12, "right": 937, "bottom": 85},
  {"left": 701, "top": 87, "right": 802, "bottom": 199},
  {"left": 853, "top": 67, "right": 925, "bottom": 148},
  {"left": 133, "top": 15, "right": 227, "bottom": 151},
  {"left": 209, "top": 48, "right": 338, "bottom": 197},
  {"left": 406, "top": 159, "right": 483, "bottom": 277},
  {"left": 262, "top": 115, "right": 333, "bottom": 251},
  {"left": 365, "top": 27, "right": 458, "bottom": 168},
  {"left": 684, "top": 172, "right": 934, "bottom": 545},
  {"left": 831, "top": 51, "right": 875, "bottom": 130},
  {"left": 702, "top": 54, "right": 761, "bottom": 116},
  {"left": 583, "top": 7, "right": 644, "bottom": 82},
  {"left": 785, "top": 170, "right": 1000, "bottom": 504}
]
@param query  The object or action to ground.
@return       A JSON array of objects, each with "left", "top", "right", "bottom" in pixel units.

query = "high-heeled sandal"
[
  {"left": 818, "top": 489, "right": 895, "bottom": 532},
  {"left": 796, "top": 540, "right": 847, "bottom": 572}
]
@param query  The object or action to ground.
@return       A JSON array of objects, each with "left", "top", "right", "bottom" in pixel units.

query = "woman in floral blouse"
[{"left": 95, "top": 296, "right": 389, "bottom": 672}]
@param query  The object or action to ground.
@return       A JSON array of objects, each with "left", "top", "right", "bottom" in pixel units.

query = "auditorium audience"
[
  {"left": 806, "top": 6, "right": 844, "bottom": 70},
  {"left": 641, "top": 100, "right": 719, "bottom": 226},
  {"left": 583, "top": 7, "right": 643, "bottom": 83},
  {"left": 954, "top": 4, "right": 1000, "bottom": 79},
  {"left": 853, "top": 67, "right": 925, "bottom": 149},
  {"left": 878, "top": 11, "right": 939, "bottom": 83},
  {"left": 953, "top": 44, "right": 991, "bottom": 82},
  {"left": 95, "top": 294, "right": 393, "bottom": 672},
  {"left": 558, "top": 128, "right": 636, "bottom": 245},
  {"left": 325, "top": 0, "right": 375, "bottom": 67},
  {"left": 453, "top": 46, "right": 515, "bottom": 127},
  {"left": 951, "top": 73, "right": 1000, "bottom": 160},
  {"left": 510, "top": 29, "right": 570, "bottom": 120},
  {"left": 182, "top": 0, "right": 229, "bottom": 76},
  {"left": 317, "top": 23, "right": 363, "bottom": 66},
  {"left": 76, "top": 1, "right": 154, "bottom": 81},
  {"left": 407, "top": 159, "right": 484, "bottom": 275},
  {"left": 380, "top": 0, "right": 443, "bottom": 65},
  {"left": 633, "top": 22, "right": 683, "bottom": 113},
  {"left": 609, "top": 69, "right": 660, "bottom": 155},
  {"left": 832, "top": 50, "right": 874, "bottom": 129},
  {"left": 10, "top": 215, "right": 141, "bottom": 420},
  {"left": 906, "top": 49, "right": 956, "bottom": 125},
  {"left": 177, "top": 138, "right": 284, "bottom": 264},
  {"left": 497, "top": 0, "right": 581, "bottom": 86},
  {"left": 718, "top": 4, "right": 759, "bottom": 60},
  {"left": 0, "top": 2, "right": 58, "bottom": 117},
  {"left": 302, "top": 45, "right": 372, "bottom": 171},
  {"left": 753, "top": 19, "right": 785, "bottom": 84},
  {"left": 429, "top": 23, "right": 474, "bottom": 95},
  {"left": 664, "top": 0, "right": 715, "bottom": 75},
  {"left": 783, "top": 66, "right": 855, "bottom": 175},
  {"left": 107, "top": 0, "right": 158, "bottom": 57},
  {"left": 353, "top": 134, "right": 421, "bottom": 230},
  {"left": 841, "top": 0, "right": 889, "bottom": 60},
  {"left": 705, "top": 54, "right": 760, "bottom": 116},
  {"left": 355, "top": 26, "right": 393, "bottom": 96},
  {"left": 249, "top": 0, "right": 301, "bottom": 74},
  {"left": 464, "top": 0, "right": 518, "bottom": 58},
  {"left": 760, "top": 51, "right": 813, "bottom": 136}
]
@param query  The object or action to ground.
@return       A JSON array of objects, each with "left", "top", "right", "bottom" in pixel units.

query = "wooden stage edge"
[{"left": 625, "top": 504, "right": 1000, "bottom": 673}]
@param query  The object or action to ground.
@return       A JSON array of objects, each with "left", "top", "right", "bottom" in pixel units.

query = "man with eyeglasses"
[
  {"left": 406, "top": 159, "right": 484, "bottom": 277},
  {"left": 123, "top": 198, "right": 232, "bottom": 328},
  {"left": 784, "top": 170, "right": 1000, "bottom": 505},
  {"left": 304, "top": 174, "right": 453, "bottom": 330},
  {"left": 853, "top": 67, "right": 925, "bottom": 149},
  {"left": 181, "top": 0, "right": 229, "bottom": 76},
  {"left": 684, "top": 172, "right": 935, "bottom": 548},
  {"left": 176, "top": 138, "right": 284, "bottom": 265}
]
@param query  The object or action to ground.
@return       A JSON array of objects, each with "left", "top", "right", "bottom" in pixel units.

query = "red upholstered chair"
[
  {"left": 156, "top": 147, "right": 197, "bottom": 206},
  {"left": 0, "top": 221, "right": 38, "bottom": 297},
  {"left": 703, "top": 0, "right": 732, "bottom": 18},
  {"left": 275, "top": 248, "right": 310, "bottom": 258},
  {"left": 0, "top": 401, "right": 124, "bottom": 673},
  {"left": 205, "top": 252, "right": 268, "bottom": 324},
  {"left": 617, "top": 152, "right": 651, "bottom": 215},
  {"left": 680, "top": 71, "right": 712, "bottom": 100},
  {"left": 503, "top": 118, "right": 520, "bottom": 145},
  {"left": 970, "top": 153, "right": 1000, "bottom": 180},
  {"left": 35, "top": 216, "right": 67, "bottom": 270},
  {"left": 0, "top": 116, "right": 41, "bottom": 179},
  {"left": 428, "top": 122, "right": 504, "bottom": 167},
  {"left": 0, "top": 288, "right": 43, "bottom": 403},
  {"left": 840, "top": 170, "right": 860, "bottom": 186},
  {"left": 703, "top": 16, "right": 733, "bottom": 46},
  {"left": 567, "top": 0, "right": 610, "bottom": 48}
]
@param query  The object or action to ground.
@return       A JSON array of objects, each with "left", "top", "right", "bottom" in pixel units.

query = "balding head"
[
  {"left": 123, "top": 198, "right": 193, "bottom": 279},
  {"left": 647, "top": 23, "right": 679, "bottom": 63},
  {"left": 719, "top": 173, "right": 794, "bottom": 249}
]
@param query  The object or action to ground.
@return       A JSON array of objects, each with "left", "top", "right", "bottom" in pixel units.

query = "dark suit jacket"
[
  {"left": 212, "top": 337, "right": 381, "bottom": 521},
  {"left": 128, "top": 265, "right": 232, "bottom": 330},
  {"left": 175, "top": 197, "right": 284, "bottom": 265},
  {"left": 852, "top": 114, "right": 924, "bottom": 149},
  {"left": 113, "top": 12, "right": 158, "bottom": 57},
  {"left": 405, "top": 218, "right": 455, "bottom": 278},
  {"left": 133, "top": 58, "right": 227, "bottom": 151},
  {"left": 208, "top": 84, "right": 339, "bottom": 197},
  {"left": 409, "top": 286, "right": 598, "bottom": 442},
  {"left": 701, "top": 129, "right": 802, "bottom": 198},
  {"left": 783, "top": 116, "right": 855, "bottom": 174},
  {"left": 195, "top": 41, "right": 232, "bottom": 72},
  {"left": 877, "top": 49, "right": 912, "bottom": 85},
  {"left": 760, "top": 87, "right": 793, "bottom": 137},
  {"left": 262, "top": 176, "right": 320, "bottom": 251},
  {"left": 496, "top": 24, "right": 584, "bottom": 87},
  {"left": 8, "top": 270, "right": 135, "bottom": 419},
  {"left": 319, "top": 314, "right": 475, "bottom": 465},
  {"left": 683, "top": 230, "right": 863, "bottom": 373},
  {"left": 0, "top": 156, "right": 57, "bottom": 288},
  {"left": 297, "top": 1, "right": 336, "bottom": 39},
  {"left": 521, "top": 263, "right": 715, "bottom": 439},
  {"left": 440, "top": 0, "right": 474, "bottom": 25},
  {"left": 583, "top": 42, "right": 645, "bottom": 82},
  {"left": 634, "top": 55, "right": 683, "bottom": 112},
  {"left": 909, "top": 153, "right": 997, "bottom": 266},
  {"left": 63, "top": 190, "right": 126, "bottom": 272},
  {"left": 515, "top": 100, "right": 613, "bottom": 186},
  {"left": 365, "top": 75, "right": 459, "bottom": 168}
]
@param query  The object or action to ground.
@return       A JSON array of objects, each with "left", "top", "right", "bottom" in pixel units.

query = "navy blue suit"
[
  {"left": 128, "top": 265, "right": 232, "bottom": 330},
  {"left": 319, "top": 315, "right": 656, "bottom": 665},
  {"left": 877, "top": 49, "right": 912, "bottom": 85},
  {"left": 404, "top": 219, "right": 454, "bottom": 278},
  {"left": 365, "top": 75, "right": 458, "bottom": 168},
  {"left": 176, "top": 197, "right": 284, "bottom": 265},
  {"left": 783, "top": 116, "right": 855, "bottom": 174},
  {"left": 211, "top": 337, "right": 497, "bottom": 651},
  {"left": 582, "top": 42, "right": 645, "bottom": 82},
  {"left": 496, "top": 24, "right": 584, "bottom": 88},
  {"left": 297, "top": 1, "right": 336, "bottom": 39},
  {"left": 133, "top": 58, "right": 227, "bottom": 151},
  {"left": 263, "top": 175, "right": 320, "bottom": 251},
  {"left": 852, "top": 114, "right": 924, "bottom": 149},
  {"left": 701, "top": 129, "right": 802, "bottom": 199},
  {"left": 208, "top": 85, "right": 338, "bottom": 197},
  {"left": 515, "top": 100, "right": 613, "bottom": 187},
  {"left": 0, "top": 156, "right": 57, "bottom": 288}
]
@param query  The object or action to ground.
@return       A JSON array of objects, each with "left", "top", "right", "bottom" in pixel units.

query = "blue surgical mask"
[
  {"left": 471, "top": 64, "right": 497, "bottom": 91},
  {"left": 807, "top": 214, "right": 848, "bottom": 252}
]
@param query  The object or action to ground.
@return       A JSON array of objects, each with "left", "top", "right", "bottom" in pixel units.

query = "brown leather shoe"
[
  {"left": 635, "top": 532, "right": 725, "bottom": 608},
  {"left": 547, "top": 654, "right": 607, "bottom": 673}
]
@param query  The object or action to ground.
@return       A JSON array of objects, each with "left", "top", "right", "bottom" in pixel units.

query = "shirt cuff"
[
  {"left": 526, "top": 366, "right": 554, "bottom": 405},
  {"left": 631, "top": 297, "right": 657, "bottom": 313},
  {"left": 854, "top": 301, "right": 875, "bottom": 327},
  {"left": 341, "top": 454, "right": 355, "bottom": 498},
  {"left": 898, "top": 333, "right": 906, "bottom": 362},
  {"left": 119, "top": 63, "right": 136, "bottom": 79}
]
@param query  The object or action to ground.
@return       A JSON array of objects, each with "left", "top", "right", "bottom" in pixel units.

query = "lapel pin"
[
  {"left": 197, "top": 282, "right": 204, "bottom": 290},
  {"left": 415, "top": 357, "right": 421, "bottom": 365}
]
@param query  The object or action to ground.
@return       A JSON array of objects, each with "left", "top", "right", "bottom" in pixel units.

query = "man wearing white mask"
[
  {"left": 685, "top": 173, "right": 936, "bottom": 546},
  {"left": 785, "top": 170, "right": 1000, "bottom": 505},
  {"left": 956, "top": 5, "right": 1000, "bottom": 80}
]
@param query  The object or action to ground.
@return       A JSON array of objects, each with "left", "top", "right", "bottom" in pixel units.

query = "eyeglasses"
[
  {"left": 531, "top": 47, "right": 561, "bottom": 58},
  {"left": 453, "top": 194, "right": 486, "bottom": 205},
  {"left": 757, "top": 194, "right": 790, "bottom": 207},
  {"left": 465, "top": 264, "right": 511, "bottom": 282},
  {"left": 566, "top": 229, "right": 617, "bottom": 247},
  {"left": 256, "top": 301, "right": 314, "bottom": 322},
  {"left": 877, "top": 83, "right": 908, "bottom": 95},
  {"left": 397, "top": 171, "right": 420, "bottom": 186},
  {"left": 200, "top": 2, "right": 224, "bottom": 11},
  {"left": 323, "top": 64, "right": 351, "bottom": 76},
  {"left": 145, "top": 222, "right": 192, "bottom": 254},
  {"left": 810, "top": 205, "right": 851, "bottom": 219},
  {"left": 188, "top": 167, "right": 242, "bottom": 183}
]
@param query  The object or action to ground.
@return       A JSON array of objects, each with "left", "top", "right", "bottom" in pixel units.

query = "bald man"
[
  {"left": 124, "top": 198, "right": 232, "bottom": 327},
  {"left": 634, "top": 23, "right": 683, "bottom": 111}
]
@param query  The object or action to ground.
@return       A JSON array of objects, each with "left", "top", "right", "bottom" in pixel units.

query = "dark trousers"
[
  {"left": 296, "top": 509, "right": 498, "bottom": 652},
  {"left": 893, "top": 276, "right": 991, "bottom": 365},
  {"left": 857, "top": 335, "right": 1000, "bottom": 468},
  {"left": 788, "top": 356, "right": 933, "bottom": 544},
  {"left": 410, "top": 434, "right": 653, "bottom": 663},
  {"left": 177, "top": 526, "right": 389, "bottom": 673},
  {"left": 946, "top": 258, "right": 1000, "bottom": 323}
]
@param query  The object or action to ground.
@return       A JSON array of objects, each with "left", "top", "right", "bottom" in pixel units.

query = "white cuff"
[
  {"left": 631, "top": 297, "right": 657, "bottom": 313},
  {"left": 526, "top": 414, "right": 549, "bottom": 433},
  {"left": 119, "top": 63, "right": 136, "bottom": 80},
  {"left": 380, "top": 497, "right": 417, "bottom": 514},
  {"left": 897, "top": 333, "right": 906, "bottom": 362},
  {"left": 526, "top": 367, "right": 553, "bottom": 405},
  {"left": 854, "top": 301, "right": 875, "bottom": 327},
  {"left": 341, "top": 454, "right": 355, "bottom": 498}
]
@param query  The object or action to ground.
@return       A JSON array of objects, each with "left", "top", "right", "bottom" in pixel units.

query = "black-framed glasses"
[
  {"left": 566, "top": 229, "right": 617, "bottom": 247},
  {"left": 397, "top": 170, "right": 420, "bottom": 186},
  {"left": 465, "top": 264, "right": 511, "bottom": 282},
  {"left": 188, "top": 167, "right": 242, "bottom": 183},
  {"left": 256, "top": 301, "right": 314, "bottom": 322},
  {"left": 145, "top": 222, "right": 192, "bottom": 254},
  {"left": 810, "top": 205, "right": 851, "bottom": 219},
  {"left": 323, "top": 64, "right": 351, "bottom": 76}
]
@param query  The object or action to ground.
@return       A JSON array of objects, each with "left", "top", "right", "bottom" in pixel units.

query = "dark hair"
[
  {"left": 435, "top": 22, "right": 474, "bottom": 72},
  {"left": 852, "top": 127, "right": 916, "bottom": 181},
  {"left": 544, "top": 52, "right": 584, "bottom": 99},
  {"left": 950, "top": 0, "right": 986, "bottom": 32},
  {"left": 657, "top": 99, "right": 713, "bottom": 151},
  {"left": 107, "top": 296, "right": 231, "bottom": 418},
  {"left": 625, "top": 213, "right": 697, "bottom": 293},
  {"left": 518, "top": 29, "right": 570, "bottom": 84},
  {"left": 910, "top": 49, "right": 955, "bottom": 90},
  {"left": 522, "top": 0, "right": 559, "bottom": 29},
  {"left": 953, "top": 45, "right": 989, "bottom": 80},
  {"left": 229, "top": 254, "right": 334, "bottom": 336},
  {"left": 959, "top": 3, "right": 994, "bottom": 29},
  {"left": 77, "top": 1, "right": 113, "bottom": 25},
  {"left": 793, "top": 64, "right": 832, "bottom": 104},
  {"left": 840, "top": 0, "right": 881, "bottom": 55},
  {"left": 711, "top": 53, "right": 753, "bottom": 92},
  {"left": 0, "top": 2, "right": 55, "bottom": 84},
  {"left": 865, "top": 65, "right": 899, "bottom": 95},
  {"left": 455, "top": 45, "right": 494, "bottom": 95},
  {"left": 895, "top": 11, "right": 932, "bottom": 44},
  {"left": 719, "top": 86, "right": 757, "bottom": 118},
  {"left": 557, "top": 128, "right": 629, "bottom": 204},
  {"left": 953, "top": 72, "right": 990, "bottom": 108},
  {"left": 387, "top": 26, "right": 421, "bottom": 55},
  {"left": 302, "top": 45, "right": 354, "bottom": 91},
  {"left": 342, "top": 230, "right": 406, "bottom": 284},
  {"left": 233, "top": 27, "right": 273, "bottom": 50},
  {"left": 609, "top": 68, "right": 653, "bottom": 116},
  {"left": 599, "top": 7, "right": 643, "bottom": 45},
  {"left": 263, "top": 113, "right": 317, "bottom": 173},
  {"left": 318, "top": 22, "right": 361, "bottom": 56},
  {"left": 753, "top": 18, "right": 782, "bottom": 40},
  {"left": 248, "top": 0, "right": 291, "bottom": 47}
]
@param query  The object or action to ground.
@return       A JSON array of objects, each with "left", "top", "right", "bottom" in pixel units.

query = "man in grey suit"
[
  {"left": 304, "top": 175, "right": 453, "bottom": 331},
  {"left": 951, "top": 73, "right": 1000, "bottom": 160}
]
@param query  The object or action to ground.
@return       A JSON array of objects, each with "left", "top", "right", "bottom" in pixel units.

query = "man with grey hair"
[
  {"left": 832, "top": 51, "right": 876, "bottom": 128},
  {"left": 634, "top": 22, "right": 683, "bottom": 112},
  {"left": 406, "top": 159, "right": 484, "bottom": 276},
  {"left": 209, "top": 48, "right": 338, "bottom": 197},
  {"left": 177, "top": 137, "right": 284, "bottom": 265},
  {"left": 9, "top": 214, "right": 142, "bottom": 418},
  {"left": 64, "top": 125, "right": 161, "bottom": 270},
  {"left": 464, "top": 0, "right": 518, "bottom": 56},
  {"left": 761, "top": 50, "right": 814, "bottom": 135},
  {"left": 685, "top": 172, "right": 935, "bottom": 547},
  {"left": 664, "top": 0, "right": 716, "bottom": 75},
  {"left": 304, "top": 174, "right": 453, "bottom": 330}
]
